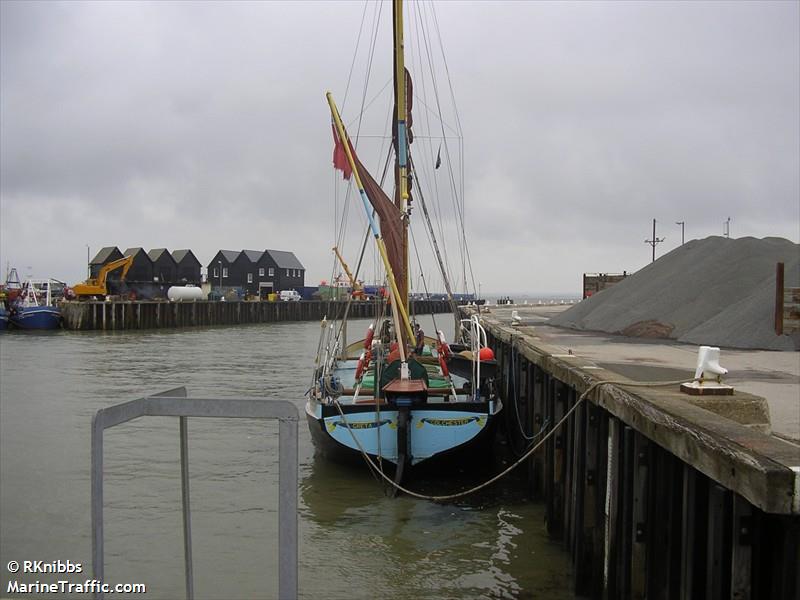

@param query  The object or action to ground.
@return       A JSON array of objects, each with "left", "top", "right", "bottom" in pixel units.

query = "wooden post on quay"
[
  {"left": 575, "top": 402, "right": 598, "bottom": 595},
  {"left": 631, "top": 432, "right": 650, "bottom": 599},
  {"left": 706, "top": 484, "right": 731, "bottom": 600}
]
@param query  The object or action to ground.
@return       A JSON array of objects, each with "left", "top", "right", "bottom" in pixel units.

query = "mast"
[{"left": 392, "top": 0, "right": 410, "bottom": 319}]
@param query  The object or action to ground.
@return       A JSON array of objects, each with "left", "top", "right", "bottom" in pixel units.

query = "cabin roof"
[
  {"left": 90, "top": 246, "right": 121, "bottom": 265},
  {"left": 123, "top": 247, "right": 150, "bottom": 260},
  {"left": 266, "top": 249, "right": 304, "bottom": 270},
  {"left": 147, "top": 248, "right": 173, "bottom": 262},
  {"left": 215, "top": 250, "right": 241, "bottom": 263},
  {"left": 242, "top": 250, "right": 265, "bottom": 263},
  {"left": 171, "top": 249, "right": 199, "bottom": 264}
]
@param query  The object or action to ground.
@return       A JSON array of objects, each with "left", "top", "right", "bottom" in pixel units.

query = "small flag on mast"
[
  {"left": 331, "top": 124, "right": 353, "bottom": 180},
  {"left": 435, "top": 144, "right": 441, "bottom": 170}
]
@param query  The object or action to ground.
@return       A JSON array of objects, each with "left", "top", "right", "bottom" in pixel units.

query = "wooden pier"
[
  {"left": 60, "top": 299, "right": 453, "bottom": 331},
  {"left": 472, "top": 306, "right": 799, "bottom": 599}
]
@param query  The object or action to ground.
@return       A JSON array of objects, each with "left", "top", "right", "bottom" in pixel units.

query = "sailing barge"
[{"left": 305, "top": 0, "right": 499, "bottom": 487}]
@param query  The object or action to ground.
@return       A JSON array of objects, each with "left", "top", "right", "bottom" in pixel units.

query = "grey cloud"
[{"left": 1, "top": 1, "right": 797, "bottom": 294}]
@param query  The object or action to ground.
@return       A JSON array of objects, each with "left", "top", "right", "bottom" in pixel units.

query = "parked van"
[{"left": 279, "top": 289, "right": 301, "bottom": 302}]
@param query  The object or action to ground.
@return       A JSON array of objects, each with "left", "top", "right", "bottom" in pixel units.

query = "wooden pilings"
[
  {"left": 485, "top": 325, "right": 799, "bottom": 600},
  {"left": 60, "top": 299, "right": 454, "bottom": 331}
]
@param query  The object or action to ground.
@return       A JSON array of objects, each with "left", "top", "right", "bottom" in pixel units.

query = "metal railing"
[{"left": 91, "top": 387, "right": 298, "bottom": 599}]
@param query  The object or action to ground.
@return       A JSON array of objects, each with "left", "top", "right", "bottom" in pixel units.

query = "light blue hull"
[{"left": 307, "top": 403, "right": 495, "bottom": 466}]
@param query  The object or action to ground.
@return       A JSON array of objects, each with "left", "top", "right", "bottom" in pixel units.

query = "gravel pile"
[{"left": 550, "top": 236, "right": 799, "bottom": 351}]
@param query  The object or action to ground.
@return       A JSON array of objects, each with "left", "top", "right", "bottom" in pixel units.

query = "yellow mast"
[
  {"left": 393, "top": 0, "right": 411, "bottom": 323},
  {"left": 325, "top": 92, "right": 415, "bottom": 345}
]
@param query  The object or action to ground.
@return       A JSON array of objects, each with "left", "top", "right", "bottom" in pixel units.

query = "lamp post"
[
  {"left": 218, "top": 260, "right": 222, "bottom": 300},
  {"left": 724, "top": 217, "right": 731, "bottom": 238},
  {"left": 675, "top": 221, "right": 685, "bottom": 245},
  {"left": 86, "top": 245, "right": 91, "bottom": 278}
]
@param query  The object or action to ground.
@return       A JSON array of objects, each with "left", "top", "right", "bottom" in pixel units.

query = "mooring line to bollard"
[{"left": 333, "top": 377, "right": 698, "bottom": 502}]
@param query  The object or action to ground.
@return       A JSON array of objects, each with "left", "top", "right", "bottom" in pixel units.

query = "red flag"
[{"left": 331, "top": 124, "right": 352, "bottom": 180}]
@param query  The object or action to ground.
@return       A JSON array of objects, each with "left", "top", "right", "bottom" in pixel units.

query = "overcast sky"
[{"left": 1, "top": 0, "right": 798, "bottom": 296}]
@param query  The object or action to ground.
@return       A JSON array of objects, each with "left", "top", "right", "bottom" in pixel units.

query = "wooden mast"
[{"left": 392, "top": 0, "right": 410, "bottom": 327}]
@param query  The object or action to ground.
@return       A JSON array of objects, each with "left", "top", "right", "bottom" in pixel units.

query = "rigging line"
[
  {"left": 417, "top": 1, "right": 466, "bottom": 290},
  {"left": 430, "top": 1, "right": 463, "bottom": 137},
  {"left": 410, "top": 155, "right": 459, "bottom": 318},
  {"left": 351, "top": 146, "right": 393, "bottom": 295},
  {"left": 354, "top": 0, "right": 383, "bottom": 142},
  {"left": 412, "top": 142, "right": 456, "bottom": 292},
  {"left": 330, "top": 145, "right": 393, "bottom": 350},
  {"left": 409, "top": 9, "right": 454, "bottom": 288},
  {"left": 337, "top": 0, "right": 382, "bottom": 273},
  {"left": 345, "top": 78, "right": 392, "bottom": 130},
  {"left": 408, "top": 95, "right": 460, "bottom": 136},
  {"left": 420, "top": 1, "right": 468, "bottom": 290},
  {"left": 408, "top": 223, "right": 441, "bottom": 337},
  {"left": 341, "top": 0, "right": 370, "bottom": 112}
]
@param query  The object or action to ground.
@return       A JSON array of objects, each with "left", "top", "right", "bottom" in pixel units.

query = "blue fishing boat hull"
[
  {"left": 0, "top": 307, "right": 8, "bottom": 331},
  {"left": 10, "top": 306, "right": 62, "bottom": 330}
]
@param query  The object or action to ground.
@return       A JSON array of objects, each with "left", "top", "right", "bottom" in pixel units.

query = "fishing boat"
[
  {"left": 306, "top": 0, "right": 499, "bottom": 489},
  {"left": 9, "top": 279, "right": 63, "bottom": 330}
]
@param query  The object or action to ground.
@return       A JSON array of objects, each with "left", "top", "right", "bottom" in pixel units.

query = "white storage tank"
[{"left": 167, "top": 285, "right": 205, "bottom": 302}]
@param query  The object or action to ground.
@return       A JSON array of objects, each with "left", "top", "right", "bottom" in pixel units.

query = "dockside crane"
[{"left": 332, "top": 246, "right": 365, "bottom": 299}]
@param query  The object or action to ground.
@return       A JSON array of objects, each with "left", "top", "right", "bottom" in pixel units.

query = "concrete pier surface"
[
  {"left": 466, "top": 303, "right": 799, "bottom": 597},
  {"left": 487, "top": 304, "right": 800, "bottom": 443}
]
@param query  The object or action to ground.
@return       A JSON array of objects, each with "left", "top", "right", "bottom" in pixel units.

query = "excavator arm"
[{"left": 73, "top": 255, "right": 134, "bottom": 298}]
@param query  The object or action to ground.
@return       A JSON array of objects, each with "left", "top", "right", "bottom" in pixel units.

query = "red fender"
[
  {"left": 355, "top": 352, "right": 366, "bottom": 381},
  {"left": 364, "top": 324, "right": 375, "bottom": 349},
  {"left": 355, "top": 349, "right": 372, "bottom": 381},
  {"left": 438, "top": 353, "right": 450, "bottom": 377}
]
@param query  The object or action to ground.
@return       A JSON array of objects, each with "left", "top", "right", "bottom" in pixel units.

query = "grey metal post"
[
  {"left": 279, "top": 416, "right": 299, "bottom": 599},
  {"left": 180, "top": 416, "right": 194, "bottom": 600},
  {"left": 90, "top": 389, "right": 298, "bottom": 600},
  {"left": 91, "top": 412, "right": 105, "bottom": 599}
]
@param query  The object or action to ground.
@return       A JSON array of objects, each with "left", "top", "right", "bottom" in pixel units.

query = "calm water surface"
[{"left": 0, "top": 317, "right": 573, "bottom": 599}]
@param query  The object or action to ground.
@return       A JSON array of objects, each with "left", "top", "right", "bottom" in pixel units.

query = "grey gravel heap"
[{"left": 550, "top": 236, "right": 799, "bottom": 351}]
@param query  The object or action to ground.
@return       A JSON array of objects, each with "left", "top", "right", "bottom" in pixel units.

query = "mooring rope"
[{"left": 332, "top": 377, "right": 697, "bottom": 502}]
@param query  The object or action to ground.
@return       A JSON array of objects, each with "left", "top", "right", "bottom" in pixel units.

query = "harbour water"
[{"left": 0, "top": 316, "right": 573, "bottom": 599}]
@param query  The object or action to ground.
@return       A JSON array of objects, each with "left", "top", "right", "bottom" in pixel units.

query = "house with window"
[
  {"left": 236, "top": 250, "right": 265, "bottom": 296},
  {"left": 89, "top": 246, "right": 124, "bottom": 279},
  {"left": 171, "top": 250, "right": 202, "bottom": 285},
  {"left": 148, "top": 248, "right": 178, "bottom": 285},
  {"left": 205, "top": 249, "right": 305, "bottom": 298},
  {"left": 206, "top": 250, "right": 243, "bottom": 293},
  {"left": 264, "top": 249, "right": 305, "bottom": 293}
]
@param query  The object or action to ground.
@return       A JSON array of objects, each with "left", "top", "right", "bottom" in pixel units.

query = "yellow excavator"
[
  {"left": 332, "top": 246, "right": 365, "bottom": 300},
  {"left": 72, "top": 255, "right": 134, "bottom": 299}
]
